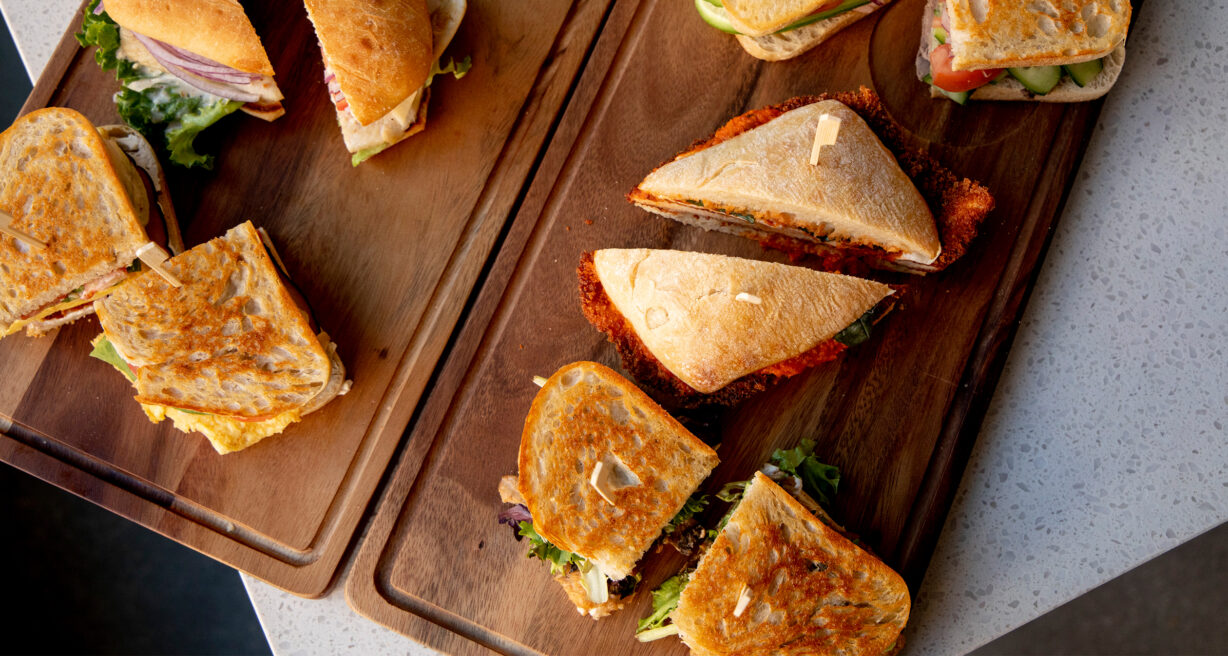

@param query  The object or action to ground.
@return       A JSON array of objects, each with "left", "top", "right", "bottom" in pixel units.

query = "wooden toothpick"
[
  {"left": 136, "top": 242, "right": 182, "bottom": 288},
  {"left": 809, "top": 114, "right": 842, "bottom": 165},
  {"left": 0, "top": 210, "right": 48, "bottom": 250}
]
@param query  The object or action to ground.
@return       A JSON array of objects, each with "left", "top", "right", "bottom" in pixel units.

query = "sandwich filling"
[
  {"left": 78, "top": 0, "right": 284, "bottom": 168},
  {"left": 695, "top": 0, "right": 888, "bottom": 37},
  {"left": 918, "top": 1, "right": 1111, "bottom": 102}
]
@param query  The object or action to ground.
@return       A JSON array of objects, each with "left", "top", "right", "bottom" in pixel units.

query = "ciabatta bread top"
[
  {"left": 592, "top": 249, "right": 891, "bottom": 394},
  {"left": 517, "top": 362, "right": 718, "bottom": 581},
  {"left": 723, "top": 0, "right": 848, "bottom": 37},
  {"left": 635, "top": 100, "right": 941, "bottom": 264},
  {"left": 95, "top": 221, "right": 331, "bottom": 420},
  {"left": 733, "top": 2, "right": 891, "bottom": 61},
  {"left": 946, "top": 0, "right": 1131, "bottom": 70},
  {"left": 673, "top": 472, "right": 910, "bottom": 655},
  {"left": 305, "top": 0, "right": 433, "bottom": 126},
  {"left": 0, "top": 108, "right": 148, "bottom": 331},
  {"left": 103, "top": 0, "right": 275, "bottom": 75}
]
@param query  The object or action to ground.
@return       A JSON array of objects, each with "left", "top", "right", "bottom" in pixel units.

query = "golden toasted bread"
[
  {"left": 945, "top": 0, "right": 1130, "bottom": 70},
  {"left": 723, "top": 0, "right": 853, "bottom": 37},
  {"left": 673, "top": 472, "right": 910, "bottom": 655},
  {"left": 103, "top": 0, "right": 275, "bottom": 75},
  {"left": 733, "top": 2, "right": 894, "bottom": 61},
  {"left": 517, "top": 362, "right": 719, "bottom": 581}
]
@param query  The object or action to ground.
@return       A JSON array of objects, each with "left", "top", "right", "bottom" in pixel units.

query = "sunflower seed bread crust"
[
  {"left": 673, "top": 472, "right": 910, "bottom": 655},
  {"left": 517, "top": 362, "right": 719, "bottom": 581},
  {"left": 94, "top": 221, "right": 331, "bottom": 420}
]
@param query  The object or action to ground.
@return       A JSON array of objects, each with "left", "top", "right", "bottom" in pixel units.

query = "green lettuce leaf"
[
  {"left": 164, "top": 97, "right": 243, "bottom": 169},
  {"left": 76, "top": 1, "right": 141, "bottom": 84},
  {"left": 518, "top": 521, "right": 585, "bottom": 576},
  {"left": 770, "top": 438, "right": 840, "bottom": 507},
  {"left": 665, "top": 493, "right": 708, "bottom": 534},
  {"left": 425, "top": 55, "right": 472, "bottom": 87},
  {"left": 636, "top": 571, "right": 690, "bottom": 634},
  {"left": 89, "top": 336, "right": 135, "bottom": 382},
  {"left": 351, "top": 143, "right": 391, "bottom": 167}
]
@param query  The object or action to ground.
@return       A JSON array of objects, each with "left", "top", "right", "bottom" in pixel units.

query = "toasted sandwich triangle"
[
  {"left": 592, "top": 249, "right": 891, "bottom": 394},
  {"left": 635, "top": 100, "right": 941, "bottom": 264},
  {"left": 673, "top": 472, "right": 910, "bottom": 655}
]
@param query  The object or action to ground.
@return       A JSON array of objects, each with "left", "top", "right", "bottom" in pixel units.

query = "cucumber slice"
[
  {"left": 923, "top": 74, "right": 969, "bottom": 105},
  {"left": 1063, "top": 58, "right": 1104, "bottom": 87},
  {"left": 694, "top": 0, "right": 740, "bottom": 34},
  {"left": 1008, "top": 66, "right": 1063, "bottom": 95},
  {"left": 933, "top": 26, "right": 947, "bottom": 44}
]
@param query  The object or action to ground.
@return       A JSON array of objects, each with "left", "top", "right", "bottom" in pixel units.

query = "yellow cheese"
[
  {"left": 3, "top": 290, "right": 112, "bottom": 337},
  {"left": 142, "top": 404, "right": 302, "bottom": 455}
]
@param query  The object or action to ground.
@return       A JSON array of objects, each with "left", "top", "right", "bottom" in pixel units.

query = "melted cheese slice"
[{"left": 142, "top": 404, "right": 302, "bottom": 455}]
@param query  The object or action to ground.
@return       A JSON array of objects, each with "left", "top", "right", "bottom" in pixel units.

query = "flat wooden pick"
[
  {"left": 136, "top": 242, "right": 182, "bottom": 288},
  {"left": 0, "top": 210, "right": 48, "bottom": 250},
  {"left": 809, "top": 114, "right": 842, "bottom": 165}
]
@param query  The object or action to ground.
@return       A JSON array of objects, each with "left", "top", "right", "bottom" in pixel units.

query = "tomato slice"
[{"left": 929, "top": 44, "right": 1002, "bottom": 93}]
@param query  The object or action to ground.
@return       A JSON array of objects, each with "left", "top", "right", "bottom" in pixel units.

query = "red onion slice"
[{"left": 133, "top": 33, "right": 260, "bottom": 102}]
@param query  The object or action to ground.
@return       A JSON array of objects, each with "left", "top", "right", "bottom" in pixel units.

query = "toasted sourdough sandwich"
[
  {"left": 91, "top": 221, "right": 349, "bottom": 454},
  {"left": 919, "top": 0, "right": 1130, "bottom": 103},
  {"left": 304, "top": 0, "right": 470, "bottom": 165},
  {"left": 498, "top": 362, "right": 719, "bottom": 618},
  {"left": 629, "top": 90, "right": 994, "bottom": 274},
  {"left": 649, "top": 472, "right": 910, "bottom": 655},
  {"left": 78, "top": 0, "right": 284, "bottom": 168},
  {"left": 580, "top": 249, "right": 895, "bottom": 406},
  {"left": 695, "top": 0, "right": 896, "bottom": 61},
  {"left": 0, "top": 108, "right": 183, "bottom": 339}
]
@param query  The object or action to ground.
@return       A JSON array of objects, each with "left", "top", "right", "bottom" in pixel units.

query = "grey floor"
[{"left": 1, "top": 17, "right": 1226, "bottom": 656}]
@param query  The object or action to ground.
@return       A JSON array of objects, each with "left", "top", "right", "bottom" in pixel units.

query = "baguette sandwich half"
[
  {"left": 0, "top": 108, "right": 183, "bottom": 339},
  {"left": 304, "top": 0, "right": 470, "bottom": 165},
  {"left": 629, "top": 90, "right": 994, "bottom": 275},
  {"left": 78, "top": 0, "right": 285, "bottom": 168},
  {"left": 918, "top": 0, "right": 1131, "bottom": 103},
  {"left": 90, "top": 221, "right": 350, "bottom": 454},
  {"left": 498, "top": 362, "right": 720, "bottom": 618},
  {"left": 580, "top": 249, "right": 895, "bottom": 407},
  {"left": 695, "top": 0, "right": 896, "bottom": 61}
]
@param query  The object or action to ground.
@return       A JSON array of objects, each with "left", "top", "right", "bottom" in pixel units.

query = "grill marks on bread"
[
  {"left": 95, "top": 222, "right": 330, "bottom": 419},
  {"left": 945, "top": 0, "right": 1130, "bottom": 70},
  {"left": 0, "top": 109, "right": 147, "bottom": 330},
  {"left": 516, "top": 362, "right": 719, "bottom": 581}
]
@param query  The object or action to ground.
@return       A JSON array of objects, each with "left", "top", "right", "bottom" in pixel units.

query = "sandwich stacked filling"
[
  {"left": 304, "top": 0, "right": 470, "bottom": 165},
  {"left": 0, "top": 109, "right": 170, "bottom": 338},
  {"left": 695, "top": 0, "right": 895, "bottom": 61},
  {"left": 90, "top": 222, "right": 349, "bottom": 454},
  {"left": 78, "top": 0, "right": 285, "bottom": 168},
  {"left": 918, "top": 0, "right": 1131, "bottom": 103}
]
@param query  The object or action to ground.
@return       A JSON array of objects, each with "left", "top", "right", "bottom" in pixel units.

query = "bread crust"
[
  {"left": 734, "top": 1, "right": 892, "bottom": 61},
  {"left": 103, "top": 0, "right": 275, "bottom": 75},
  {"left": 724, "top": 0, "right": 856, "bottom": 36},
  {"left": 630, "top": 89, "right": 994, "bottom": 273},
  {"left": 516, "top": 362, "right": 719, "bottom": 580},
  {"left": 673, "top": 472, "right": 910, "bottom": 655},
  {"left": 305, "top": 0, "right": 433, "bottom": 126},
  {"left": 945, "top": 0, "right": 1130, "bottom": 70},
  {"left": 0, "top": 108, "right": 148, "bottom": 333}
]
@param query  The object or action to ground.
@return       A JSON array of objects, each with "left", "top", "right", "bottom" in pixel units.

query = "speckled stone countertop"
[{"left": 4, "top": 1, "right": 1225, "bottom": 654}]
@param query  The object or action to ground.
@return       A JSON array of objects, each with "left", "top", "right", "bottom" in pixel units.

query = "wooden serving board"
[
  {"left": 344, "top": 0, "right": 1118, "bottom": 651},
  {"left": 0, "top": 0, "right": 610, "bottom": 596}
]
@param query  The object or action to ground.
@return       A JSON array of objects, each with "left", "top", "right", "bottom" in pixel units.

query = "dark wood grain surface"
[
  {"left": 0, "top": 0, "right": 601, "bottom": 596},
  {"left": 344, "top": 0, "right": 1112, "bottom": 652}
]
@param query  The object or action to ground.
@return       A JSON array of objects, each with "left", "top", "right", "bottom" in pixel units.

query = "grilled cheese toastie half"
[
  {"left": 498, "top": 362, "right": 719, "bottom": 618},
  {"left": 304, "top": 0, "right": 470, "bottom": 165},
  {"left": 695, "top": 0, "right": 896, "bottom": 61},
  {"left": 919, "top": 0, "right": 1131, "bottom": 103},
  {"left": 91, "top": 221, "right": 349, "bottom": 454},
  {"left": 79, "top": 0, "right": 284, "bottom": 168},
  {"left": 0, "top": 108, "right": 183, "bottom": 339},
  {"left": 630, "top": 90, "right": 994, "bottom": 274},
  {"left": 580, "top": 249, "right": 895, "bottom": 407}
]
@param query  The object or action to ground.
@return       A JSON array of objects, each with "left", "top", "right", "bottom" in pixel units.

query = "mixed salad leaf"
[
  {"left": 770, "top": 438, "right": 841, "bottom": 507},
  {"left": 517, "top": 520, "right": 586, "bottom": 576},
  {"left": 89, "top": 336, "right": 135, "bottom": 382},
  {"left": 635, "top": 571, "right": 690, "bottom": 641}
]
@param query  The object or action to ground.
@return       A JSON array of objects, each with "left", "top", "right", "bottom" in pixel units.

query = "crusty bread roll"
[
  {"left": 103, "top": 0, "right": 275, "bottom": 75},
  {"left": 945, "top": 0, "right": 1130, "bottom": 70},
  {"left": 723, "top": 0, "right": 849, "bottom": 36},
  {"left": 734, "top": 2, "right": 893, "bottom": 61}
]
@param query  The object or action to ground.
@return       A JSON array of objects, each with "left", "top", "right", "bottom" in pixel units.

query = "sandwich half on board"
[
  {"left": 304, "top": 0, "right": 470, "bottom": 165},
  {"left": 636, "top": 471, "right": 910, "bottom": 655},
  {"left": 629, "top": 90, "right": 994, "bottom": 274},
  {"left": 579, "top": 249, "right": 895, "bottom": 407},
  {"left": 78, "top": 0, "right": 285, "bottom": 168},
  {"left": 918, "top": 0, "right": 1131, "bottom": 103},
  {"left": 0, "top": 108, "right": 183, "bottom": 339},
  {"left": 90, "top": 221, "right": 349, "bottom": 454},
  {"left": 498, "top": 361, "right": 720, "bottom": 618},
  {"left": 694, "top": 0, "right": 896, "bottom": 61}
]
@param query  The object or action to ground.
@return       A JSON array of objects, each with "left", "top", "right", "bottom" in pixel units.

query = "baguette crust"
[
  {"left": 582, "top": 249, "right": 891, "bottom": 398},
  {"left": 305, "top": 0, "right": 433, "bottom": 126},
  {"left": 103, "top": 0, "right": 275, "bottom": 75},
  {"left": 734, "top": 2, "right": 892, "bottom": 61},
  {"left": 517, "top": 362, "right": 719, "bottom": 581},
  {"left": 673, "top": 472, "right": 910, "bottom": 655},
  {"left": 945, "top": 0, "right": 1130, "bottom": 70},
  {"left": 0, "top": 108, "right": 148, "bottom": 334},
  {"left": 630, "top": 90, "right": 994, "bottom": 273}
]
